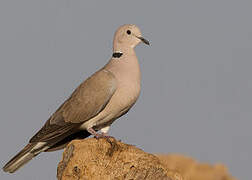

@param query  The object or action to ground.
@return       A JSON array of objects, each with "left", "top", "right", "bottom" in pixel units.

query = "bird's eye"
[{"left": 126, "top": 30, "right": 131, "bottom": 35}]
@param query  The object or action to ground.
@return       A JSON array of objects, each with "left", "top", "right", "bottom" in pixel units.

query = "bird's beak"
[{"left": 138, "top": 36, "right": 150, "bottom": 45}]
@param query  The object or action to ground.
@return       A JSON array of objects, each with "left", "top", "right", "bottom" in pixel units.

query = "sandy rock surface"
[{"left": 57, "top": 138, "right": 235, "bottom": 180}]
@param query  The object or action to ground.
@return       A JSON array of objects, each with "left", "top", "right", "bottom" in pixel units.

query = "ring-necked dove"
[{"left": 3, "top": 24, "right": 149, "bottom": 173}]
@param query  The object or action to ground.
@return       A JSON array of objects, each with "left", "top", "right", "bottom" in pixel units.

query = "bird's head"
[{"left": 113, "top": 24, "right": 150, "bottom": 50}]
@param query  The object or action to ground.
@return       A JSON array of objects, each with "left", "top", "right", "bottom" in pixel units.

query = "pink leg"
[
  {"left": 87, "top": 127, "right": 115, "bottom": 140},
  {"left": 87, "top": 127, "right": 102, "bottom": 138}
]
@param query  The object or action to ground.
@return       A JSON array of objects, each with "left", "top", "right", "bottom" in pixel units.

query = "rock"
[
  {"left": 57, "top": 138, "right": 236, "bottom": 180},
  {"left": 57, "top": 138, "right": 174, "bottom": 180},
  {"left": 157, "top": 154, "right": 236, "bottom": 180}
]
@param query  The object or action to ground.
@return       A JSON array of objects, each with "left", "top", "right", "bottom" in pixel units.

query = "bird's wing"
[{"left": 29, "top": 69, "right": 117, "bottom": 143}]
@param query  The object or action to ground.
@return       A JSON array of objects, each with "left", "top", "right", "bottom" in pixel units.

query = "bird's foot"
[
  {"left": 100, "top": 132, "right": 115, "bottom": 139},
  {"left": 87, "top": 128, "right": 118, "bottom": 152},
  {"left": 96, "top": 133, "right": 116, "bottom": 145},
  {"left": 87, "top": 128, "right": 115, "bottom": 140},
  {"left": 99, "top": 133, "right": 117, "bottom": 147},
  {"left": 94, "top": 133, "right": 105, "bottom": 139}
]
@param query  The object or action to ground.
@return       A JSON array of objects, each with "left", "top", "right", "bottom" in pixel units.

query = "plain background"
[{"left": 0, "top": 0, "right": 251, "bottom": 179}]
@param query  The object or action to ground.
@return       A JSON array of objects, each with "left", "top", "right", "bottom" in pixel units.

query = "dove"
[{"left": 3, "top": 24, "right": 149, "bottom": 173}]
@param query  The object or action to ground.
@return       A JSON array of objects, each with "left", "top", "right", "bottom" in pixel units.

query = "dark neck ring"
[{"left": 112, "top": 52, "right": 123, "bottom": 58}]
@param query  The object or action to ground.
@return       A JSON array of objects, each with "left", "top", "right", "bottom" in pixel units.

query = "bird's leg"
[
  {"left": 87, "top": 127, "right": 103, "bottom": 138},
  {"left": 87, "top": 127, "right": 115, "bottom": 145}
]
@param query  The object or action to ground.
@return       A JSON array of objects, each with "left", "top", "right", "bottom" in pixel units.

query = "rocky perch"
[{"left": 57, "top": 138, "right": 236, "bottom": 180}]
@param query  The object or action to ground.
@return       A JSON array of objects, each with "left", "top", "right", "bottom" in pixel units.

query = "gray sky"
[{"left": 0, "top": 0, "right": 251, "bottom": 179}]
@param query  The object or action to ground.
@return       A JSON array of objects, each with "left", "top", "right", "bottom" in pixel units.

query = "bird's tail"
[{"left": 3, "top": 142, "right": 48, "bottom": 173}]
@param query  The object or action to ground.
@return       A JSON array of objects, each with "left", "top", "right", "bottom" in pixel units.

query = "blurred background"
[{"left": 0, "top": 0, "right": 251, "bottom": 179}]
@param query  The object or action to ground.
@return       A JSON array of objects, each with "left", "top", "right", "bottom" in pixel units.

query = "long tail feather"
[{"left": 3, "top": 142, "right": 47, "bottom": 173}]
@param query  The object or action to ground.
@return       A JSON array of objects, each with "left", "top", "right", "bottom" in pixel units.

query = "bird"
[{"left": 3, "top": 24, "right": 150, "bottom": 173}]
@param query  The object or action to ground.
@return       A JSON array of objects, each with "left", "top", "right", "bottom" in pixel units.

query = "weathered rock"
[
  {"left": 57, "top": 138, "right": 174, "bottom": 180},
  {"left": 157, "top": 154, "right": 236, "bottom": 180},
  {"left": 57, "top": 138, "right": 236, "bottom": 180}
]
